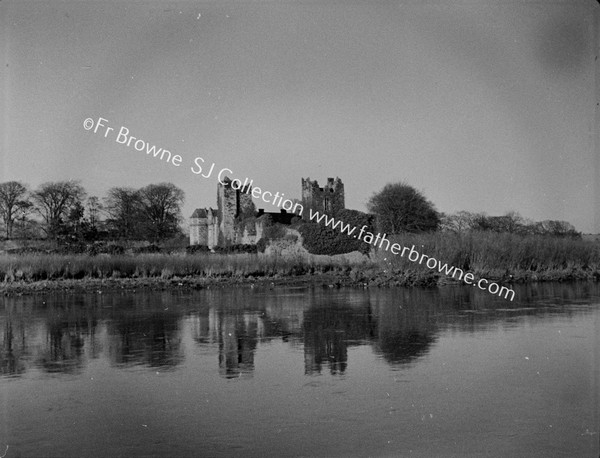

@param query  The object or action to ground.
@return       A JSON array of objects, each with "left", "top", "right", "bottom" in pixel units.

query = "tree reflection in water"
[
  {"left": 107, "top": 310, "right": 183, "bottom": 369},
  {"left": 1, "top": 312, "right": 27, "bottom": 377},
  {"left": 0, "top": 282, "right": 596, "bottom": 378},
  {"left": 303, "top": 300, "right": 375, "bottom": 375}
]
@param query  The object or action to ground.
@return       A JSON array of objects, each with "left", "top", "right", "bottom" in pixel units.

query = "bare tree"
[
  {"left": 138, "top": 183, "right": 185, "bottom": 241},
  {"left": 32, "top": 181, "right": 86, "bottom": 238},
  {"left": 86, "top": 196, "right": 103, "bottom": 229},
  {"left": 0, "top": 181, "right": 30, "bottom": 239},
  {"left": 14, "top": 199, "right": 35, "bottom": 238},
  {"left": 472, "top": 211, "right": 525, "bottom": 234},
  {"left": 538, "top": 220, "right": 579, "bottom": 238},
  {"left": 104, "top": 187, "right": 141, "bottom": 239},
  {"left": 440, "top": 210, "right": 481, "bottom": 233}
]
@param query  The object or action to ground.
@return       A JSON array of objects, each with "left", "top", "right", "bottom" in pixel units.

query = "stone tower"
[
  {"left": 217, "top": 177, "right": 256, "bottom": 244},
  {"left": 301, "top": 177, "right": 345, "bottom": 220}
]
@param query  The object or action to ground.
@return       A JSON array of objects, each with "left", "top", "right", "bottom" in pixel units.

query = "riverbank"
[
  {"left": 1, "top": 231, "right": 599, "bottom": 295},
  {"left": 0, "top": 274, "right": 342, "bottom": 295},
  {"left": 0, "top": 251, "right": 358, "bottom": 295},
  {"left": 0, "top": 255, "right": 598, "bottom": 297}
]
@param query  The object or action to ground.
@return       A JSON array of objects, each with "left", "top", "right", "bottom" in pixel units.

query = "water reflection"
[
  {"left": 216, "top": 312, "right": 258, "bottom": 378},
  {"left": 303, "top": 297, "right": 376, "bottom": 375},
  {"left": 1, "top": 282, "right": 598, "bottom": 379},
  {"left": 373, "top": 290, "right": 438, "bottom": 366},
  {"left": 107, "top": 309, "right": 183, "bottom": 369},
  {"left": 1, "top": 312, "right": 27, "bottom": 376}
]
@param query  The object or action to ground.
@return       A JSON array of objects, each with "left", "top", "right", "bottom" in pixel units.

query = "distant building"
[{"left": 189, "top": 176, "right": 345, "bottom": 247}]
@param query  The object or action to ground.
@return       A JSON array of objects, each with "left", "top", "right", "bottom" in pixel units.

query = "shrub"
[
  {"left": 186, "top": 244, "right": 210, "bottom": 254},
  {"left": 212, "top": 244, "right": 257, "bottom": 254},
  {"left": 133, "top": 244, "right": 161, "bottom": 254},
  {"left": 105, "top": 244, "right": 125, "bottom": 255},
  {"left": 86, "top": 243, "right": 101, "bottom": 256},
  {"left": 232, "top": 244, "right": 258, "bottom": 254},
  {"left": 6, "top": 247, "right": 46, "bottom": 255},
  {"left": 262, "top": 223, "right": 287, "bottom": 241},
  {"left": 53, "top": 242, "right": 87, "bottom": 255},
  {"left": 256, "top": 238, "right": 267, "bottom": 253},
  {"left": 297, "top": 209, "right": 375, "bottom": 255}
]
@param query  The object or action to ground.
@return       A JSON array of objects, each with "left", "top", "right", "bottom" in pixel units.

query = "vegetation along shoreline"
[
  {"left": 2, "top": 230, "right": 599, "bottom": 297},
  {"left": 1, "top": 178, "right": 598, "bottom": 299}
]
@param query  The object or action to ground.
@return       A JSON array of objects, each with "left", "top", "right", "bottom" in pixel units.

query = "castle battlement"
[{"left": 301, "top": 177, "right": 345, "bottom": 220}]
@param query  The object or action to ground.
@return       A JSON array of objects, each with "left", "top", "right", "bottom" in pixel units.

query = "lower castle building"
[
  {"left": 189, "top": 176, "right": 345, "bottom": 248},
  {"left": 189, "top": 208, "right": 219, "bottom": 248}
]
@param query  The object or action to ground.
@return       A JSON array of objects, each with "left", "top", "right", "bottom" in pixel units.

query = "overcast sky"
[{"left": 2, "top": 0, "right": 598, "bottom": 232}]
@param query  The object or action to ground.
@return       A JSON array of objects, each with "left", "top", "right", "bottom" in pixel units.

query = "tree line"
[
  {"left": 0, "top": 180, "right": 184, "bottom": 242},
  {"left": 439, "top": 210, "right": 579, "bottom": 237},
  {"left": 0, "top": 179, "right": 580, "bottom": 244},
  {"left": 365, "top": 182, "right": 580, "bottom": 238}
]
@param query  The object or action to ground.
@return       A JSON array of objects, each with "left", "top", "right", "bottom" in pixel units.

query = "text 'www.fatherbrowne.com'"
[{"left": 308, "top": 208, "right": 516, "bottom": 301}]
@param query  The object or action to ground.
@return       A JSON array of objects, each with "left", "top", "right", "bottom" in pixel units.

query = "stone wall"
[
  {"left": 301, "top": 177, "right": 345, "bottom": 220},
  {"left": 216, "top": 177, "right": 257, "bottom": 246}
]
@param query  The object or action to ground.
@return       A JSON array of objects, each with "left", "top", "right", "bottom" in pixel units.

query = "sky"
[{"left": 2, "top": 0, "right": 599, "bottom": 233}]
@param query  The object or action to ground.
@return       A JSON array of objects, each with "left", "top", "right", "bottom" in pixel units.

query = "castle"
[
  {"left": 189, "top": 177, "right": 345, "bottom": 248},
  {"left": 300, "top": 177, "right": 345, "bottom": 220}
]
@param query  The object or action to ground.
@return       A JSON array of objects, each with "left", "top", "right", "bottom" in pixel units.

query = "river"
[{"left": 1, "top": 282, "right": 599, "bottom": 457}]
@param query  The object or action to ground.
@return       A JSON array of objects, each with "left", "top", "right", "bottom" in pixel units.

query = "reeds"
[
  {"left": 1, "top": 232, "right": 598, "bottom": 285},
  {"left": 0, "top": 252, "right": 359, "bottom": 283},
  {"left": 370, "top": 231, "right": 600, "bottom": 281}
]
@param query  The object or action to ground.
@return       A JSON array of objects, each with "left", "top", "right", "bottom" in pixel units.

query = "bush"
[
  {"left": 256, "top": 238, "right": 267, "bottom": 253},
  {"left": 186, "top": 244, "right": 210, "bottom": 254},
  {"left": 263, "top": 223, "right": 287, "bottom": 241},
  {"left": 52, "top": 242, "right": 88, "bottom": 255},
  {"left": 105, "top": 244, "right": 125, "bottom": 255},
  {"left": 133, "top": 244, "right": 161, "bottom": 254},
  {"left": 86, "top": 243, "right": 101, "bottom": 256},
  {"left": 161, "top": 234, "right": 190, "bottom": 251},
  {"left": 297, "top": 209, "right": 375, "bottom": 255},
  {"left": 6, "top": 247, "right": 47, "bottom": 255},
  {"left": 212, "top": 244, "right": 258, "bottom": 254}
]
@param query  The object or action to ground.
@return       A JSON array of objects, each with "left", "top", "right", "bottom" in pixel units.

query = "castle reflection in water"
[{"left": 1, "top": 282, "right": 591, "bottom": 379}]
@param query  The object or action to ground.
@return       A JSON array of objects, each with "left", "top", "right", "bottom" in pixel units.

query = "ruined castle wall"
[
  {"left": 217, "top": 178, "right": 257, "bottom": 245},
  {"left": 217, "top": 182, "right": 237, "bottom": 244},
  {"left": 193, "top": 177, "right": 345, "bottom": 247},
  {"left": 238, "top": 186, "right": 255, "bottom": 218},
  {"left": 301, "top": 177, "right": 345, "bottom": 220}
]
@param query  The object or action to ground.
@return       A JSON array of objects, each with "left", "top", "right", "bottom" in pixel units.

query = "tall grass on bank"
[
  {"left": 371, "top": 231, "right": 600, "bottom": 281},
  {"left": 0, "top": 252, "right": 362, "bottom": 283},
  {"left": 1, "top": 232, "right": 598, "bottom": 285}
]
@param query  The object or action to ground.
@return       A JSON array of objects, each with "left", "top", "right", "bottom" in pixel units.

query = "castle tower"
[
  {"left": 301, "top": 177, "right": 345, "bottom": 220},
  {"left": 217, "top": 177, "right": 256, "bottom": 244}
]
